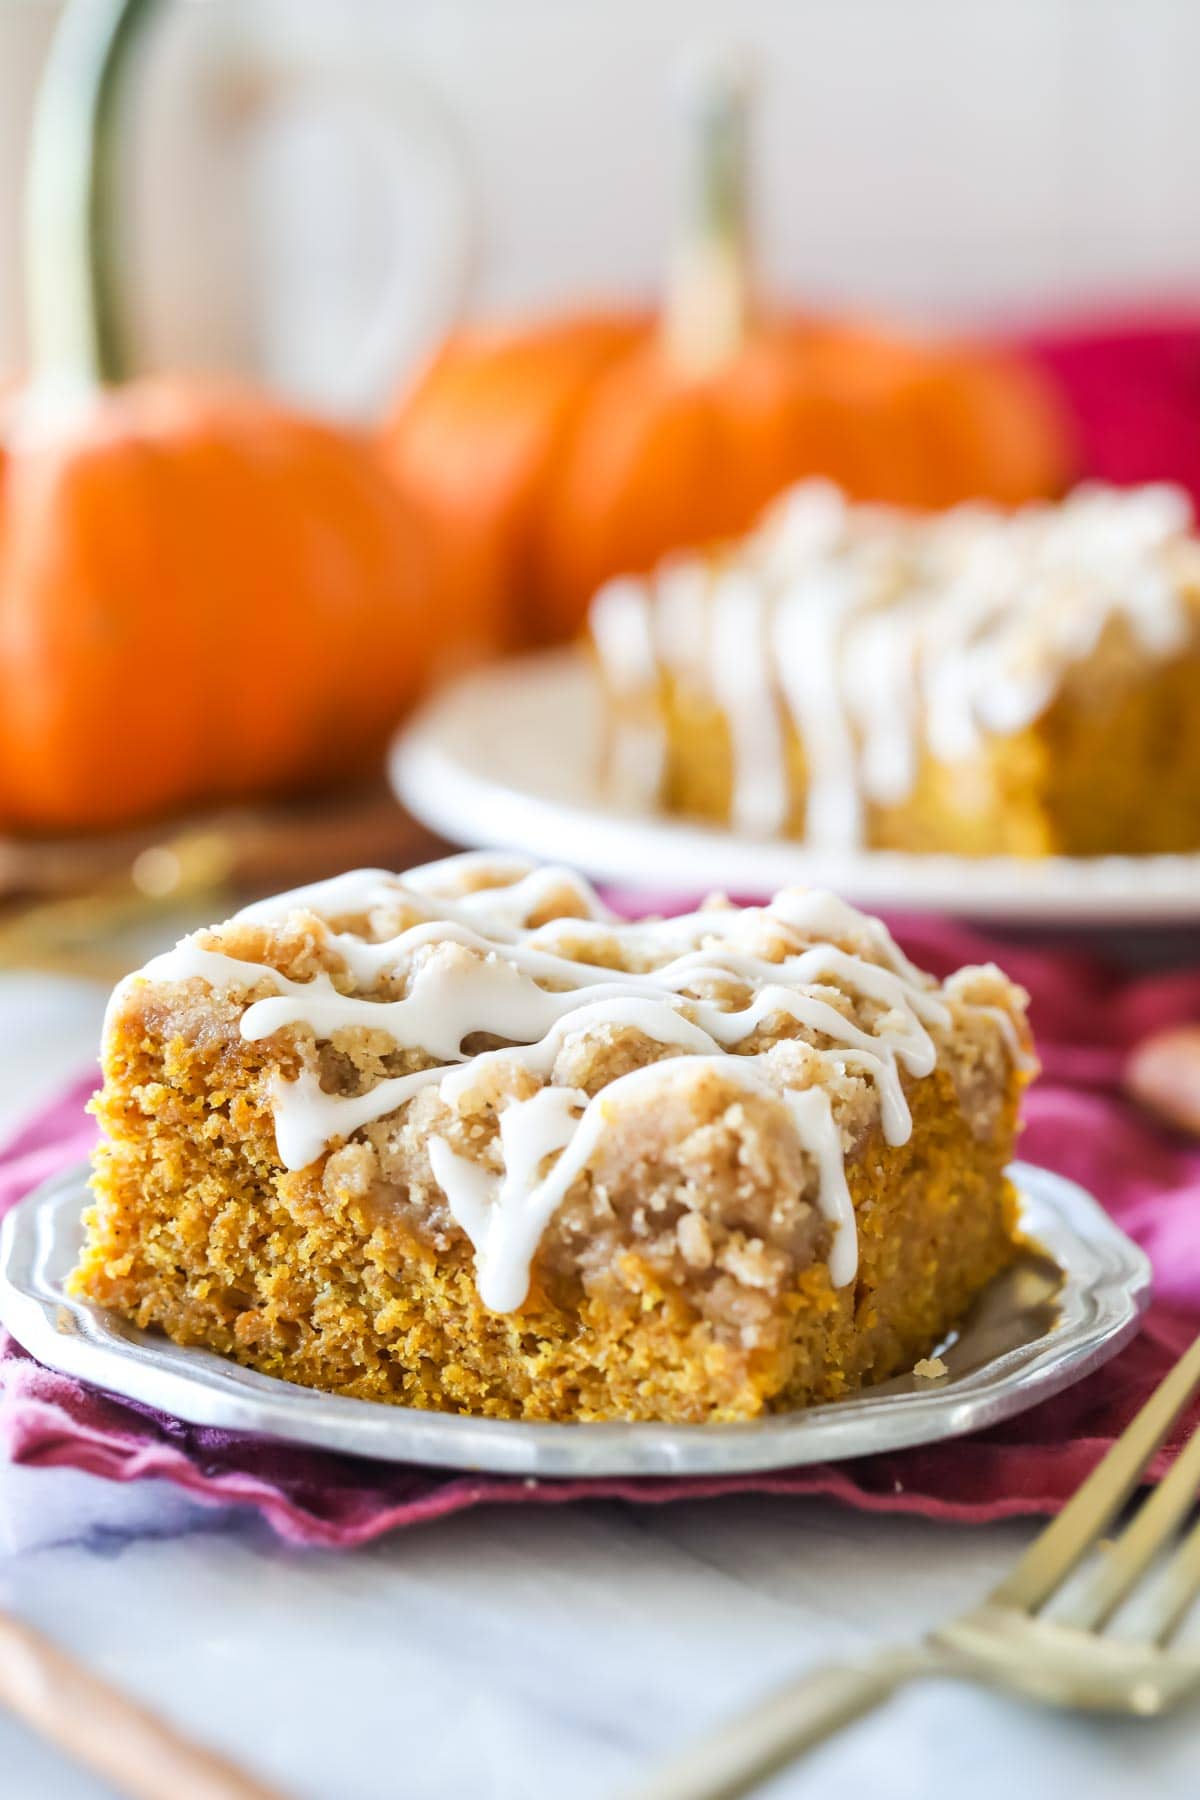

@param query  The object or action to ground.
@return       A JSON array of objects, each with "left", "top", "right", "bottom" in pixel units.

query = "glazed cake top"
[
  {"left": 590, "top": 479, "right": 1200, "bottom": 841},
  {"left": 110, "top": 854, "right": 1032, "bottom": 1314}
]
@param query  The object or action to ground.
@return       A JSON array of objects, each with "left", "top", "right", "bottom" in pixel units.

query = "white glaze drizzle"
[
  {"left": 772, "top": 570, "right": 864, "bottom": 847},
  {"left": 429, "top": 1085, "right": 588, "bottom": 1311},
  {"left": 591, "top": 480, "right": 1199, "bottom": 847},
  {"left": 709, "top": 569, "right": 790, "bottom": 835},
  {"left": 110, "top": 853, "right": 1027, "bottom": 1313},
  {"left": 590, "top": 577, "right": 666, "bottom": 810}
]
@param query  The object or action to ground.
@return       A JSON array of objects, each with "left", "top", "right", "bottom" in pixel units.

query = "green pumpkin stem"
[
  {"left": 663, "top": 49, "right": 755, "bottom": 377},
  {"left": 25, "top": 0, "right": 161, "bottom": 389}
]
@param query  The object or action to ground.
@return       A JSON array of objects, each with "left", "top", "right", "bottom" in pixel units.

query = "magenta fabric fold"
[
  {"left": 1, "top": 910, "right": 1199, "bottom": 1549},
  {"left": 1028, "top": 311, "right": 1200, "bottom": 505}
]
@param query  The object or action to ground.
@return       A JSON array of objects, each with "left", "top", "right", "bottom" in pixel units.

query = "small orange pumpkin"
[
  {"left": 0, "top": 0, "right": 441, "bottom": 832},
  {"left": 386, "top": 312, "right": 643, "bottom": 651},
  {"left": 382, "top": 60, "right": 1072, "bottom": 646},
  {"left": 0, "top": 382, "right": 442, "bottom": 830}
]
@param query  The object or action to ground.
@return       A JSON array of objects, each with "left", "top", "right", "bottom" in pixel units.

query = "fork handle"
[{"left": 624, "top": 1645, "right": 943, "bottom": 1800}]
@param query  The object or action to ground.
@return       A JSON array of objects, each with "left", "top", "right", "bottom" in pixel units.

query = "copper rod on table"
[{"left": 0, "top": 1608, "right": 290, "bottom": 1800}]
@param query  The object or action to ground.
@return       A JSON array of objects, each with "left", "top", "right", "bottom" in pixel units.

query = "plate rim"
[
  {"left": 389, "top": 649, "right": 1200, "bottom": 925},
  {"left": 0, "top": 1160, "right": 1152, "bottom": 1479}
]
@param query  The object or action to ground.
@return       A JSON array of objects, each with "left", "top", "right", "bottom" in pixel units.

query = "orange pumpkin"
[
  {"left": 0, "top": 0, "right": 441, "bottom": 832},
  {"left": 382, "top": 61, "right": 1072, "bottom": 646},
  {"left": 387, "top": 313, "right": 643, "bottom": 651},
  {"left": 0, "top": 382, "right": 441, "bottom": 830}
]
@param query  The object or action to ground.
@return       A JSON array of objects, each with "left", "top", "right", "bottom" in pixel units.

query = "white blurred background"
[{"left": 4, "top": 0, "right": 1200, "bottom": 416}]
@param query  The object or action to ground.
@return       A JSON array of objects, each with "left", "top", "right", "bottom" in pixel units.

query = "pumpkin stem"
[
  {"left": 25, "top": 0, "right": 161, "bottom": 389},
  {"left": 663, "top": 47, "right": 755, "bottom": 378}
]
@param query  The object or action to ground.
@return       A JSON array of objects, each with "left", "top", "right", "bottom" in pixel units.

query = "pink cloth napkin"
[{"left": 1, "top": 917, "right": 1198, "bottom": 1548}]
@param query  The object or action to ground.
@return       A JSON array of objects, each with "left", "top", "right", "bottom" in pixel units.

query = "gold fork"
[{"left": 626, "top": 1333, "right": 1200, "bottom": 1800}]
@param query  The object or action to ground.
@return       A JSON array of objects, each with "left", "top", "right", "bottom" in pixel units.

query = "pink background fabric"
[
  {"left": 3, "top": 318, "right": 1200, "bottom": 1546},
  {"left": 1, "top": 915, "right": 1198, "bottom": 1549},
  {"left": 1030, "top": 312, "right": 1200, "bottom": 505}
]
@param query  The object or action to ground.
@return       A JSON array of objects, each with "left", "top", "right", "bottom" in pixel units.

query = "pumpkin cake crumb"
[{"left": 72, "top": 855, "right": 1035, "bottom": 1423}]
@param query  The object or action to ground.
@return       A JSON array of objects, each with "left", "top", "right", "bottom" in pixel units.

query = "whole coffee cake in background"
[
  {"left": 74, "top": 856, "right": 1035, "bottom": 1423},
  {"left": 590, "top": 480, "right": 1200, "bottom": 856}
]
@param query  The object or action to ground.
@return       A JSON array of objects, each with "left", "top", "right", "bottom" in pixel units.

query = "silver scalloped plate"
[
  {"left": 390, "top": 649, "right": 1200, "bottom": 925},
  {"left": 0, "top": 1161, "right": 1150, "bottom": 1479}
]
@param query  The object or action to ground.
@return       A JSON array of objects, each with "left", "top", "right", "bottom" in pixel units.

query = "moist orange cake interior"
[{"left": 74, "top": 854, "right": 1035, "bottom": 1422}]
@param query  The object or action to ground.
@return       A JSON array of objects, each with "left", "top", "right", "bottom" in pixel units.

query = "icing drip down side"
[{"left": 109, "top": 854, "right": 1032, "bottom": 1314}]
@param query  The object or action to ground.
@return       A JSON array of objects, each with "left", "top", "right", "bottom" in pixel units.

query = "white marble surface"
[{"left": 0, "top": 970, "right": 1196, "bottom": 1799}]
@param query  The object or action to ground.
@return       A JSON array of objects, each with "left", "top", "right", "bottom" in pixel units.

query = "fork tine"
[
  {"left": 1053, "top": 1415, "right": 1200, "bottom": 1630},
  {"left": 1138, "top": 1509, "right": 1200, "bottom": 1645},
  {"left": 989, "top": 1332, "right": 1200, "bottom": 1613}
]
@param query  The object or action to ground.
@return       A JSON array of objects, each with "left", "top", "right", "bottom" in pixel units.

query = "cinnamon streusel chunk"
[{"left": 73, "top": 855, "right": 1035, "bottom": 1422}]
